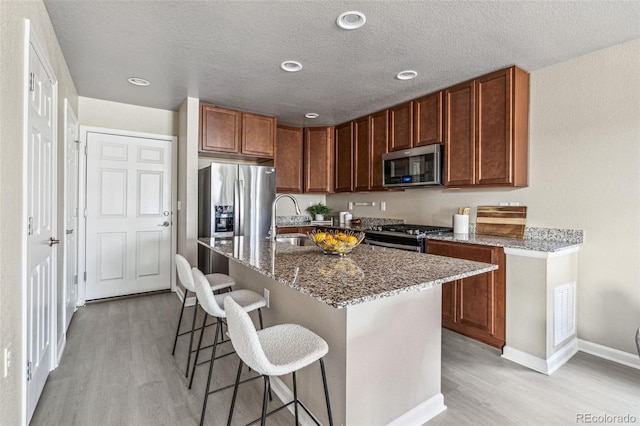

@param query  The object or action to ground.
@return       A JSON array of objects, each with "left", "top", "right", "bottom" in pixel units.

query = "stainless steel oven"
[{"left": 364, "top": 224, "right": 453, "bottom": 252}]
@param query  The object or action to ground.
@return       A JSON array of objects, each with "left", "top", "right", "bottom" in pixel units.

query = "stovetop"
[{"left": 367, "top": 224, "right": 453, "bottom": 237}]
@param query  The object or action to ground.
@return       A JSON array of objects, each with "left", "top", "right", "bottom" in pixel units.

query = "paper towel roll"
[{"left": 453, "top": 214, "right": 469, "bottom": 234}]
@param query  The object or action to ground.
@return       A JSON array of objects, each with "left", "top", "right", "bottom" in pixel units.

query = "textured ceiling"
[{"left": 44, "top": 1, "right": 640, "bottom": 126}]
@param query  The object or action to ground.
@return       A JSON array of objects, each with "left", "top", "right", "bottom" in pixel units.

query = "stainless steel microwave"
[{"left": 382, "top": 144, "right": 443, "bottom": 187}]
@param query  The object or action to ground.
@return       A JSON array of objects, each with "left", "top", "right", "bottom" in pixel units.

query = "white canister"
[
  {"left": 453, "top": 214, "right": 469, "bottom": 234},
  {"left": 339, "top": 211, "right": 348, "bottom": 225}
]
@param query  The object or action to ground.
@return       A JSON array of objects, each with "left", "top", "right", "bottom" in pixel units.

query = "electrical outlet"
[
  {"left": 263, "top": 288, "right": 270, "bottom": 308},
  {"left": 380, "top": 202, "right": 386, "bottom": 211}
]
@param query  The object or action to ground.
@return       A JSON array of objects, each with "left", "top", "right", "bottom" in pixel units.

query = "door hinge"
[
  {"left": 84, "top": 145, "right": 88, "bottom": 156},
  {"left": 27, "top": 217, "right": 34, "bottom": 236},
  {"left": 29, "top": 73, "right": 35, "bottom": 92},
  {"left": 74, "top": 274, "right": 78, "bottom": 285},
  {"left": 27, "top": 361, "right": 32, "bottom": 382},
  {"left": 83, "top": 271, "right": 87, "bottom": 282},
  {"left": 74, "top": 140, "right": 81, "bottom": 144}
]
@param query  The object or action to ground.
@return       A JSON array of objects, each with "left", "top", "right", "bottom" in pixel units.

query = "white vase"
[{"left": 315, "top": 214, "right": 324, "bottom": 221}]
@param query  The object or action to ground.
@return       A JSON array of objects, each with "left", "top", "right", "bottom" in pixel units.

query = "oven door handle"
[{"left": 365, "top": 239, "right": 420, "bottom": 252}]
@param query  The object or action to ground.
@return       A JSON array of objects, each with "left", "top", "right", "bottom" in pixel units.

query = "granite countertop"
[
  {"left": 198, "top": 236, "right": 497, "bottom": 309},
  {"left": 426, "top": 232, "right": 582, "bottom": 252}
]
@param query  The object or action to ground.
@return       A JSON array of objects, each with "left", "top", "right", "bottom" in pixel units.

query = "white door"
[
  {"left": 63, "top": 99, "right": 78, "bottom": 330},
  {"left": 26, "top": 40, "right": 57, "bottom": 422},
  {"left": 85, "top": 131, "right": 172, "bottom": 300}
]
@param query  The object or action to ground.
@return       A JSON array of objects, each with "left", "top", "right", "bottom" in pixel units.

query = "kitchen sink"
[{"left": 275, "top": 236, "right": 316, "bottom": 247}]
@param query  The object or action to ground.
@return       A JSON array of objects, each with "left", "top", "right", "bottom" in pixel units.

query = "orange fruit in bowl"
[
  {"left": 336, "top": 232, "right": 347, "bottom": 241},
  {"left": 346, "top": 235, "right": 359, "bottom": 245},
  {"left": 314, "top": 232, "right": 326, "bottom": 243}
]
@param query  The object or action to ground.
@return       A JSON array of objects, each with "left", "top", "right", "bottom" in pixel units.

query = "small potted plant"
[{"left": 306, "top": 202, "right": 332, "bottom": 221}]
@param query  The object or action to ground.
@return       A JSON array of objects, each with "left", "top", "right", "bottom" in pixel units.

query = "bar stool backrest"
[
  {"left": 192, "top": 268, "right": 226, "bottom": 318},
  {"left": 224, "top": 296, "right": 272, "bottom": 375},
  {"left": 175, "top": 254, "right": 196, "bottom": 293}
]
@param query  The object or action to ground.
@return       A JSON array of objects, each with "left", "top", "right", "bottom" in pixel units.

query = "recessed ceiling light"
[
  {"left": 396, "top": 70, "right": 418, "bottom": 80},
  {"left": 336, "top": 11, "right": 366, "bottom": 30},
  {"left": 280, "top": 61, "right": 303, "bottom": 72},
  {"left": 305, "top": 113, "right": 319, "bottom": 119},
  {"left": 127, "top": 77, "right": 150, "bottom": 86}
]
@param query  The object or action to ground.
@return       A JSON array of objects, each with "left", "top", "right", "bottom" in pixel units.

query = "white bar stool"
[
  {"left": 190, "top": 268, "right": 267, "bottom": 425},
  {"left": 172, "top": 254, "right": 235, "bottom": 378},
  {"left": 224, "top": 296, "right": 334, "bottom": 426}
]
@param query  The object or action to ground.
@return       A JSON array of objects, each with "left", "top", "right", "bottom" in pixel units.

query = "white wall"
[
  {"left": 0, "top": 1, "right": 79, "bottom": 423},
  {"left": 78, "top": 96, "right": 178, "bottom": 136},
  {"left": 328, "top": 38, "right": 640, "bottom": 355}
]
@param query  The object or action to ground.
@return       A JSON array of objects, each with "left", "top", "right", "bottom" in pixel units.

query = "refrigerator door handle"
[
  {"left": 236, "top": 179, "right": 245, "bottom": 236},
  {"left": 234, "top": 180, "right": 241, "bottom": 236}
]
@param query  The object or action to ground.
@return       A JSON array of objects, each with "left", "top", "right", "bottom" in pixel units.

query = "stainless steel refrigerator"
[{"left": 198, "top": 162, "right": 276, "bottom": 273}]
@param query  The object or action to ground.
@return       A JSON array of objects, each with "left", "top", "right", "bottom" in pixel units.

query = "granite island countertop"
[{"left": 198, "top": 236, "right": 497, "bottom": 308}]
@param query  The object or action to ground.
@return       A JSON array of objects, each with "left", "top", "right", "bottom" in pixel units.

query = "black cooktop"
[{"left": 367, "top": 224, "right": 453, "bottom": 236}]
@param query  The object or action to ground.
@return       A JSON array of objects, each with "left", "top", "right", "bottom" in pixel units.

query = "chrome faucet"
[{"left": 270, "top": 194, "right": 301, "bottom": 241}]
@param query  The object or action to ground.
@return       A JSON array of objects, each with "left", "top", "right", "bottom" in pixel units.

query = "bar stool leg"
[
  {"left": 293, "top": 371, "right": 299, "bottom": 425},
  {"left": 185, "top": 296, "right": 200, "bottom": 377},
  {"left": 261, "top": 376, "right": 270, "bottom": 426},
  {"left": 199, "top": 320, "right": 222, "bottom": 426},
  {"left": 189, "top": 312, "right": 208, "bottom": 389},
  {"left": 171, "top": 291, "right": 187, "bottom": 355},
  {"left": 227, "top": 360, "right": 244, "bottom": 426},
  {"left": 320, "top": 358, "right": 333, "bottom": 426}
]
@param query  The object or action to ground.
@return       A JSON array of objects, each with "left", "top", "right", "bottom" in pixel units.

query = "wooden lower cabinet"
[
  {"left": 276, "top": 226, "right": 315, "bottom": 235},
  {"left": 426, "top": 240, "right": 506, "bottom": 349}
]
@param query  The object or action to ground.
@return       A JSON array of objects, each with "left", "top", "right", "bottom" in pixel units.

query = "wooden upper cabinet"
[
  {"left": 242, "top": 112, "right": 276, "bottom": 158},
  {"left": 370, "top": 110, "right": 389, "bottom": 190},
  {"left": 353, "top": 116, "right": 372, "bottom": 191},
  {"left": 334, "top": 122, "right": 354, "bottom": 193},
  {"left": 414, "top": 91, "right": 444, "bottom": 146},
  {"left": 200, "top": 104, "right": 240, "bottom": 153},
  {"left": 275, "top": 124, "right": 304, "bottom": 193},
  {"left": 388, "top": 102, "right": 413, "bottom": 151},
  {"left": 476, "top": 67, "right": 529, "bottom": 187},
  {"left": 444, "top": 66, "right": 529, "bottom": 188},
  {"left": 199, "top": 103, "right": 275, "bottom": 158},
  {"left": 444, "top": 80, "right": 476, "bottom": 186},
  {"left": 304, "top": 126, "right": 334, "bottom": 193}
]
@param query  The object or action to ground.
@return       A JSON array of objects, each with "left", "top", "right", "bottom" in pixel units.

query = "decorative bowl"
[{"left": 307, "top": 229, "right": 366, "bottom": 256}]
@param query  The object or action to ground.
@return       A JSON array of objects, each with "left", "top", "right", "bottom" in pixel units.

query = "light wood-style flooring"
[{"left": 31, "top": 292, "right": 640, "bottom": 425}]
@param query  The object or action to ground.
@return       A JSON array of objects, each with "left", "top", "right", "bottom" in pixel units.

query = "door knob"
[
  {"left": 49, "top": 237, "right": 60, "bottom": 246},
  {"left": 157, "top": 221, "right": 170, "bottom": 227}
]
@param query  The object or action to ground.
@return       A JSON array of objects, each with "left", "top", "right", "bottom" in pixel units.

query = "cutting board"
[{"left": 476, "top": 206, "right": 527, "bottom": 239}]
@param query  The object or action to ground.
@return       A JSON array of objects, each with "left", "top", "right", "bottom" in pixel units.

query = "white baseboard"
[
  {"left": 387, "top": 393, "right": 447, "bottom": 426},
  {"left": 578, "top": 339, "right": 640, "bottom": 370},
  {"left": 502, "top": 338, "right": 578, "bottom": 375},
  {"left": 270, "top": 376, "right": 318, "bottom": 426},
  {"left": 175, "top": 287, "right": 196, "bottom": 307},
  {"left": 56, "top": 334, "right": 67, "bottom": 368}
]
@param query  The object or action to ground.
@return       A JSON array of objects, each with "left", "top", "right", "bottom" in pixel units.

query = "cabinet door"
[
  {"left": 444, "top": 81, "right": 475, "bottom": 186},
  {"left": 242, "top": 112, "right": 276, "bottom": 158},
  {"left": 353, "top": 116, "right": 372, "bottom": 191},
  {"left": 426, "top": 240, "right": 505, "bottom": 349},
  {"left": 414, "top": 91, "right": 444, "bottom": 146},
  {"left": 476, "top": 68, "right": 512, "bottom": 185},
  {"left": 200, "top": 104, "right": 241, "bottom": 153},
  {"left": 370, "top": 110, "right": 389, "bottom": 190},
  {"left": 275, "top": 124, "right": 304, "bottom": 193},
  {"left": 334, "top": 122, "right": 354, "bottom": 192},
  {"left": 441, "top": 281, "right": 456, "bottom": 328},
  {"left": 388, "top": 102, "right": 413, "bottom": 151},
  {"left": 304, "top": 126, "right": 334, "bottom": 193}
]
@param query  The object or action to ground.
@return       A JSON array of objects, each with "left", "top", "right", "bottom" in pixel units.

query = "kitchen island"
[{"left": 198, "top": 237, "right": 497, "bottom": 425}]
